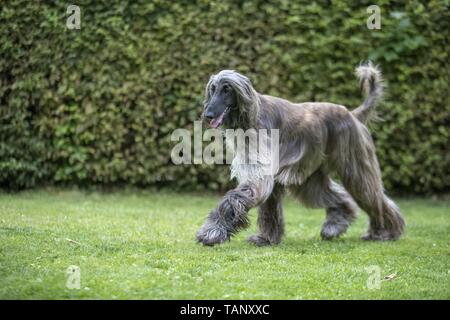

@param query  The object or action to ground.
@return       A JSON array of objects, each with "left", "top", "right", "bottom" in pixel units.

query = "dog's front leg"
[{"left": 197, "top": 181, "right": 271, "bottom": 246}]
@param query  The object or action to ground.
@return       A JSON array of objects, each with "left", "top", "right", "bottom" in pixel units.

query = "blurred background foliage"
[{"left": 0, "top": 0, "right": 448, "bottom": 193}]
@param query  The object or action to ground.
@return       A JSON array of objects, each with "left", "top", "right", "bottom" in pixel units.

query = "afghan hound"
[{"left": 196, "top": 62, "right": 405, "bottom": 246}]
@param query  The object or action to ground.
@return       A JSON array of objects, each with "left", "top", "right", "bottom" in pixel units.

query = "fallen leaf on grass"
[
  {"left": 383, "top": 273, "right": 397, "bottom": 281},
  {"left": 66, "top": 238, "right": 81, "bottom": 245}
]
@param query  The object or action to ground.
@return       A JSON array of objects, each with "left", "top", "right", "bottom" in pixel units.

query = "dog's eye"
[
  {"left": 210, "top": 84, "right": 216, "bottom": 92},
  {"left": 222, "top": 85, "right": 230, "bottom": 93}
]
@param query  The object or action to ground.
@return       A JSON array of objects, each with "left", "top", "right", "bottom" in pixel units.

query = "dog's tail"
[{"left": 352, "top": 61, "right": 384, "bottom": 124}]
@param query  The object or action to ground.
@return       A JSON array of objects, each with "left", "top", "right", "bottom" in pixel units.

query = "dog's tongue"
[{"left": 209, "top": 111, "right": 225, "bottom": 128}]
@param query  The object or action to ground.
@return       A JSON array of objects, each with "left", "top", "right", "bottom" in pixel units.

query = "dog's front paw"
[
  {"left": 320, "top": 222, "right": 347, "bottom": 240},
  {"left": 196, "top": 223, "right": 229, "bottom": 246}
]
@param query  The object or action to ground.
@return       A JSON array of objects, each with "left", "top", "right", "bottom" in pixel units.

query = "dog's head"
[{"left": 202, "top": 70, "right": 258, "bottom": 129}]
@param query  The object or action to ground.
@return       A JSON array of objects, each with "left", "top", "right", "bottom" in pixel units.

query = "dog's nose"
[{"left": 204, "top": 110, "right": 215, "bottom": 120}]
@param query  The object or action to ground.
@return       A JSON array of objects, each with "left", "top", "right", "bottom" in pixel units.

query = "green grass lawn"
[{"left": 0, "top": 189, "right": 449, "bottom": 299}]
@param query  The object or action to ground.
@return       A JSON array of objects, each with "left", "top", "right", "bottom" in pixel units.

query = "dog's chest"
[
  {"left": 230, "top": 151, "right": 265, "bottom": 183},
  {"left": 227, "top": 136, "right": 273, "bottom": 184}
]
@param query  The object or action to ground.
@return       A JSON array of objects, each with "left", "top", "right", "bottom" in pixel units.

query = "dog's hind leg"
[
  {"left": 337, "top": 124, "right": 405, "bottom": 240},
  {"left": 342, "top": 169, "right": 405, "bottom": 240},
  {"left": 248, "top": 183, "right": 285, "bottom": 246},
  {"left": 291, "top": 170, "right": 358, "bottom": 240}
]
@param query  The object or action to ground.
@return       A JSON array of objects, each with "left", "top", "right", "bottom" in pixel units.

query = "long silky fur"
[{"left": 197, "top": 63, "right": 405, "bottom": 246}]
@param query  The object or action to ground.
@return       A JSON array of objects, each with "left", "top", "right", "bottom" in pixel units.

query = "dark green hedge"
[{"left": 1, "top": 0, "right": 449, "bottom": 193}]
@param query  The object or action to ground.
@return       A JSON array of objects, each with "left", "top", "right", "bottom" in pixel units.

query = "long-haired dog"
[{"left": 197, "top": 62, "right": 405, "bottom": 246}]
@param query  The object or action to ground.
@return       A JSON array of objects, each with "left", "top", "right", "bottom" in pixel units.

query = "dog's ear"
[
  {"left": 228, "top": 73, "right": 255, "bottom": 108},
  {"left": 238, "top": 77, "right": 254, "bottom": 106},
  {"left": 222, "top": 71, "right": 260, "bottom": 128}
]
